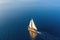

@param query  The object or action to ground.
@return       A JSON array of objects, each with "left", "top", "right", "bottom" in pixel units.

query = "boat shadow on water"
[{"left": 36, "top": 32, "right": 60, "bottom": 40}]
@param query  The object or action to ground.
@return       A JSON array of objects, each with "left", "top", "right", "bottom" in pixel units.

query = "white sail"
[{"left": 29, "top": 19, "right": 37, "bottom": 30}]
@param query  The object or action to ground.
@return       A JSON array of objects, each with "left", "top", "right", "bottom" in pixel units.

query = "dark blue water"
[{"left": 0, "top": 7, "right": 60, "bottom": 40}]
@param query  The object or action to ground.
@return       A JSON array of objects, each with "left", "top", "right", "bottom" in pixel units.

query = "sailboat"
[{"left": 28, "top": 19, "right": 37, "bottom": 39}]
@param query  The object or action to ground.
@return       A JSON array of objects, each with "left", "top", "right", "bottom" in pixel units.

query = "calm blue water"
[{"left": 0, "top": 7, "right": 60, "bottom": 40}]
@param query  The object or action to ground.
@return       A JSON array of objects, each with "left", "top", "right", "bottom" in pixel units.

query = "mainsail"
[{"left": 28, "top": 19, "right": 37, "bottom": 39}]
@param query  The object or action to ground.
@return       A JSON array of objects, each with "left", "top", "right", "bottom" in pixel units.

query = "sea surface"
[
  {"left": 0, "top": 7, "right": 60, "bottom": 40},
  {"left": 0, "top": 0, "right": 60, "bottom": 40}
]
